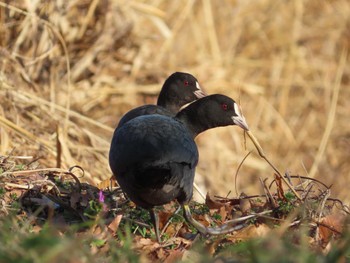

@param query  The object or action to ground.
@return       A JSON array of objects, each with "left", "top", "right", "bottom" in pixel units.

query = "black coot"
[
  {"left": 109, "top": 94, "right": 249, "bottom": 242},
  {"left": 116, "top": 72, "right": 206, "bottom": 129}
]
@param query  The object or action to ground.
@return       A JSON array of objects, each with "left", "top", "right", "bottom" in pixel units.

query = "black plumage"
[
  {"left": 116, "top": 72, "right": 206, "bottom": 129},
  {"left": 109, "top": 94, "right": 249, "bottom": 242}
]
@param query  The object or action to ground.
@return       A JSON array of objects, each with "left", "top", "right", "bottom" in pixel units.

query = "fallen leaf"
[
  {"left": 164, "top": 248, "right": 185, "bottom": 263},
  {"left": 70, "top": 191, "right": 81, "bottom": 209},
  {"left": 228, "top": 223, "right": 271, "bottom": 242},
  {"left": 97, "top": 177, "right": 116, "bottom": 190},
  {"left": 218, "top": 206, "right": 227, "bottom": 223},
  {"left": 275, "top": 174, "right": 286, "bottom": 201},
  {"left": 239, "top": 197, "right": 251, "bottom": 215},
  {"left": 206, "top": 192, "right": 226, "bottom": 209},
  {"left": 156, "top": 247, "right": 166, "bottom": 260},
  {"left": 108, "top": 214, "right": 123, "bottom": 234},
  {"left": 79, "top": 191, "right": 89, "bottom": 207},
  {"left": 158, "top": 210, "right": 173, "bottom": 230},
  {"left": 318, "top": 214, "right": 345, "bottom": 247},
  {"left": 132, "top": 236, "right": 160, "bottom": 254}
]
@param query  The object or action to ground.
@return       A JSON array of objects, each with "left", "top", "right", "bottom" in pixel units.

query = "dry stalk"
[{"left": 246, "top": 130, "right": 302, "bottom": 200}]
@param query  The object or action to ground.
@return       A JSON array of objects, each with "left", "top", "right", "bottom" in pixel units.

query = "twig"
[
  {"left": 193, "top": 181, "right": 206, "bottom": 201},
  {"left": 235, "top": 151, "right": 251, "bottom": 196},
  {"left": 259, "top": 177, "right": 277, "bottom": 208},
  {"left": 268, "top": 175, "right": 330, "bottom": 190},
  {"left": 246, "top": 130, "right": 301, "bottom": 200}
]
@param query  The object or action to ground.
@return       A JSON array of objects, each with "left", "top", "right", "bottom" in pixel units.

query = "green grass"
[
  {"left": 0, "top": 213, "right": 140, "bottom": 263},
  {"left": 0, "top": 210, "right": 349, "bottom": 263},
  {"left": 215, "top": 232, "right": 350, "bottom": 263}
]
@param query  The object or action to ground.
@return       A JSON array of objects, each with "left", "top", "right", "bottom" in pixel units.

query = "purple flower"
[{"left": 98, "top": 190, "right": 105, "bottom": 203}]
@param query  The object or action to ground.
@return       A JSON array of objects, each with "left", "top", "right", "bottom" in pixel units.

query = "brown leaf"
[
  {"left": 218, "top": 206, "right": 227, "bottom": 223},
  {"left": 228, "top": 224, "right": 271, "bottom": 242},
  {"left": 206, "top": 239, "right": 222, "bottom": 256},
  {"left": 70, "top": 191, "right": 81, "bottom": 209},
  {"left": 318, "top": 214, "right": 345, "bottom": 246},
  {"left": 196, "top": 214, "right": 211, "bottom": 227},
  {"left": 164, "top": 248, "right": 185, "bottom": 263},
  {"left": 97, "top": 177, "right": 116, "bottom": 190},
  {"left": 4, "top": 189, "right": 24, "bottom": 203},
  {"left": 274, "top": 173, "right": 286, "bottom": 201},
  {"left": 206, "top": 192, "right": 225, "bottom": 209},
  {"left": 156, "top": 247, "right": 166, "bottom": 260},
  {"left": 108, "top": 214, "right": 123, "bottom": 234},
  {"left": 133, "top": 236, "right": 160, "bottom": 253},
  {"left": 163, "top": 222, "right": 180, "bottom": 237},
  {"left": 239, "top": 197, "right": 251, "bottom": 215},
  {"left": 158, "top": 210, "right": 173, "bottom": 230},
  {"left": 79, "top": 191, "right": 90, "bottom": 207},
  {"left": 32, "top": 225, "right": 42, "bottom": 233}
]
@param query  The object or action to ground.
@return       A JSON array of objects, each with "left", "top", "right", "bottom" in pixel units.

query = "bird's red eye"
[
  {"left": 184, "top": 80, "right": 189, "bottom": 86},
  {"left": 222, "top": 103, "right": 228, "bottom": 110}
]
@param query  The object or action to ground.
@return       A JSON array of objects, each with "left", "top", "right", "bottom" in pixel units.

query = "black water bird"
[
  {"left": 116, "top": 72, "right": 206, "bottom": 129},
  {"left": 109, "top": 94, "right": 249, "bottom": 242}
]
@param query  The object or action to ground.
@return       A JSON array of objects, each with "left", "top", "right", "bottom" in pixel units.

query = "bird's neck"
[
  {"left": 157, "top": 100, "right": 178, "bottom": 114},
  {"left": 176, "top": 111, "right": 213, "bottom": 138}
]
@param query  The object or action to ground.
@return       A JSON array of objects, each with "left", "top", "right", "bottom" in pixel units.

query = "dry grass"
[{"left": 0, "top": 0, "right": 349, "bottom": 205}]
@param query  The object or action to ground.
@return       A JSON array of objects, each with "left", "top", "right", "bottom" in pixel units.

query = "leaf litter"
[{"left": 0, "top": 154, "right": 349, "bottom": 261}]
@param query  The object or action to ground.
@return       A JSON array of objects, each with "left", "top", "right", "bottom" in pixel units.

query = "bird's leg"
[
  {"left": 183, "top": 204, "right": 253, "bottom": 237},
  {"left": 183, "top": 204, "right": 209, "bottom": 236},
  {"left": 149, "top": 209, "right": 161, "bottom": 243}
]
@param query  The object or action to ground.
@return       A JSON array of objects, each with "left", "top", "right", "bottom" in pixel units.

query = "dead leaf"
[
  {"left": 275, "top": 174, "right": 286, "bottom": 201},
  {"left": 97, "top": 177, "right": 116, "bottom": 190},
  {"left": 133, "top": 236, "right": 160, "bottom": 253},
  {"left": 229, "top": 223, "right": 271, "bottom": 242},
  {"left": 239, "top": 196, "right": 251, "bottom": 215},
  {"left": 218, "top": 206, "right": 227, "bottom": 223},
  {"left": 318, "top": 214, "right": 345, "bottom": 247},
  {"left": 70, "top": 191, "right": 81, "bottom": 209},
  {"left": 156, "top": 247, "right": 166, "bottom": 260},
  {"left": 108, "top": 214, "right": 123, "bottom": 234},
  {"left": 158, "top": 210, "right": 173, "bottom": 230},
  {"left": 164, "top": 248, "right": 185, "bottom": 263},
  {"left": 163, "top": 222, "right": 180, "bottom": 237},
  {"left": 79, "top": 191, "right": 89, "bottom": 207},
  {"left": 206, "top": 192, "right": 225, "bottom": 209},
  {"left": 196, "top": 214, "right": 211, "bottom": 227}
]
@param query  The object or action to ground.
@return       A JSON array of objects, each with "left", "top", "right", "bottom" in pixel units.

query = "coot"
[
  {"left": 109, "top": 94, "right": 249, "bottom": 242},
  {"left": 117, "top": 72, "right": 206, "bottom": 129}
]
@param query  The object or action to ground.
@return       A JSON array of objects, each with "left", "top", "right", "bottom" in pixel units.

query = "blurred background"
[{"left": 0, "top": 0, "right": 349, "bottom": 203}]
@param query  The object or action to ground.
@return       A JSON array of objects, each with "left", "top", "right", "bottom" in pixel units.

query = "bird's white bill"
[
  {"left": 194, "top": 82, "right": 207, "bottom": 98},
  {"left": 232, "top": 103, "right": 249, "bottom": 131}
]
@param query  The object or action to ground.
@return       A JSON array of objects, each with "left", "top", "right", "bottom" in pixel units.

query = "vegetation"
[{"left": 0, "top": 0, "right": 349, "bottom": 261}]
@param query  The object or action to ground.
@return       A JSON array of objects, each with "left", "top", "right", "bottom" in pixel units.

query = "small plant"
[
  {"left": 54, "top": 178, "right": 71, "bottom": 190},
  {"left": 83, "top": 200, "right": 103, "bottom": 219},
  {"left": 277, "top": 192, "right": 296, "bottom": 215},
  {"left": 135, "top": 226, "right": 148, "bottom": 238},
  {"left": 111, "top": 225, "right": 141, "bottom": 263},
  {"left": 90, "top": 238, "right": 106, "bottom": 248},
  {"left": 212, "top": 213, "right": 222, "bottom": 221},
  {"left": 191, "top": 202, "right": 210, "bottom": 215},
  {"left": 15, "top": 164, "right": 25, "bottom": 170},
  {"left": 0, "top": 187, "right": 6, "bottom": 197},
  {"left": 9, "top": 193, "right": 18, "bottom": 200},
  {"left": 170, "top": 213, "right": 185, "bottom": 224}
]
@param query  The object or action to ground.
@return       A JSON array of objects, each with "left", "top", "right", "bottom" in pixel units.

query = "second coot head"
[{"left": 117, "top": 72, "right": 206, "bottom": 129}]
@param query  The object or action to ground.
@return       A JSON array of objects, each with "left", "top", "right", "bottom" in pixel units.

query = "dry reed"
[{"left": 0, "top": 0, "right": 349, "bottom": 203}]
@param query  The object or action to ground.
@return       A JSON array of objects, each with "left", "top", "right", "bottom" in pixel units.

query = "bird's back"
[
  {"left": 116, "top": 105, "right": 173, "bottom": 129},
  {"left": 109, "top": 115, "right": 198, "bottom": 208}
]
